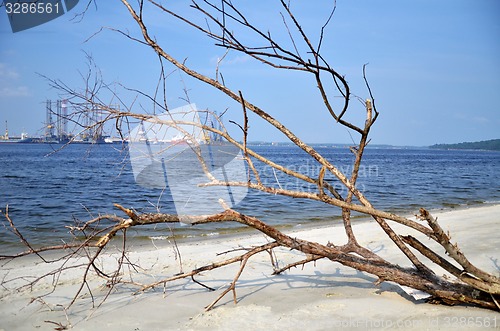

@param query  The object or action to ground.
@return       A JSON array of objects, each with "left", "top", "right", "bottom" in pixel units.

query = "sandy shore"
[{"left": 1, "top": 204, "right": 499, "bottom": 330}]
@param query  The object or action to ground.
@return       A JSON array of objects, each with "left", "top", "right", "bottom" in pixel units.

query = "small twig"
[
  {"left": 44, "top": 320, "right": 69, "bottom": 331},
  {"left": 363, "top": 63, "right": 379, "bottom": 123},
  {"left": 191, "top": 275, "right": 215, "bottom": 291},
  {"left": 273, "top": 255, "right": 323, "bottom": 275},
  {"left": 491, "top": 294, "right": 500, "bottom": 310},
  {"left": 205, "top": 255, "right": 249, "bottom": 311}
]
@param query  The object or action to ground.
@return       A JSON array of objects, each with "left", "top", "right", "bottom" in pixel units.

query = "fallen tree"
[{"left": 1, "top": 0, "right": 499, "bottom": 321}]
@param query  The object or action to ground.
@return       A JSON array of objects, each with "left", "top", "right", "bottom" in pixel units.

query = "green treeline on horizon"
[{"left": 430, "top": 139, "right": 500, "bottom": 151}]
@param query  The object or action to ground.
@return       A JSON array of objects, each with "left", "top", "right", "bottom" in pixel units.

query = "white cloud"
[
  {"left": 0, "top": 63, "right": 31, "bottom": 97},
  {"left": 0, "top": 63, "right": 20, "bottom": 80},
  {"left": 0, "top": 86, "right": 31, "bottom": 97},
  {"left": 472, "top": 116, "right": 489, "bottom": 124},
  {"left": 454, "top": 112, "right": 491, "bottom": 124},
  {"left": 224, "top": 54, "right": 251, "bottom": 65},
  {"left": 210, "top": 54, "right": 252, "bottom": 66}
]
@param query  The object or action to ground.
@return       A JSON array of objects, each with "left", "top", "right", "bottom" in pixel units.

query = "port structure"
[
  {"left": 44, "top": 100, "right": 119, "bottom": 143},
  {"left": 3, "top": 120, "right": 8, "bottom": 140},
  {"left": 45, "top": 99, "right": 69, "bottom": 143},
  {"left": 79, "top": 103, "right": 120, "bottom": 143},
  {"left": 200, "top": 111, "right": 224, "bottom": 144}
]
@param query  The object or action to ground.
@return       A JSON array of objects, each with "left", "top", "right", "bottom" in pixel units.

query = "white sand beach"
[{"left": 1, "top": 204, "right": 499, "bottom": 330}]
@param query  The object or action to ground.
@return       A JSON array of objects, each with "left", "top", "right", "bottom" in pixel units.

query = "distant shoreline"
[
  {"left": 2, "top": 138, "right": 499, "bottom": 151},
  {"left": 252, "top": 139, "right": 500, "bottom": 151},
  {"left": 429, "top": 138, "right": 500, "bottom": 151}
]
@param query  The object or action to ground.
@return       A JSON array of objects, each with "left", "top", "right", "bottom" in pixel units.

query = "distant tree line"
[{"left": 430, "top": 139, "right": 500, "bottom": 151}]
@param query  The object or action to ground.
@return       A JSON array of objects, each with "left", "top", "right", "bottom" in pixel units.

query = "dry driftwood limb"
[
  {"left": 4, "top": 202, "right": 499, "bottom": 311},
  {"left": 3, "top": 177, "right": 500, "bottom": 311},
  {"left": 402, "top": 235, "right": 500, "bottom": 295},
  {"left": 418, "top": 208, "right": 500, "bottom": 286},
  {"left": 272, "top": 254, "right": 324, "bottom": 275}
]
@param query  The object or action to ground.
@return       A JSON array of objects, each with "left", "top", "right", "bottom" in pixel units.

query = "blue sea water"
[{"left": 1, "top": 143, "right": 499, "bottom": 250}]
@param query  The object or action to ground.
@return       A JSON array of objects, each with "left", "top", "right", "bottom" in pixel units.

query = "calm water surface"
[{"left": 1, "top": 144, "right": 499, "bottom": 249}]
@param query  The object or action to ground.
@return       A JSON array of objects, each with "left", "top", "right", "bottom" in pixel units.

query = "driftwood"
[
  {"left": 2, "top": 201, "right": 499, "bottom": 312},
  {"left": 1, "top": 0, "right": 499, "bottom": 321}
]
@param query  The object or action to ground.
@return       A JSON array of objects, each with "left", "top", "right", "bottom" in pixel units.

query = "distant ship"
[
  {"left": 0, "top": 132, "right": 36, "bottom": 143},
  {"left": 0, "top": 121, "right": 36, "bottom": 143}
]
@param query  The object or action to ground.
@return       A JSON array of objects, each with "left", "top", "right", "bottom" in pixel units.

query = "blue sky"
[{"left": 0, "top": 0, "right": 499, "bottom": 146}]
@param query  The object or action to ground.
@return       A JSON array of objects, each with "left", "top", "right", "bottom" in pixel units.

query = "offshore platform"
[
  {"left": 44, "top": 100, "right": 113, "bottom": 143},
  {"left": 44, "top": 99, "right": 70, "bottom": 143}
]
